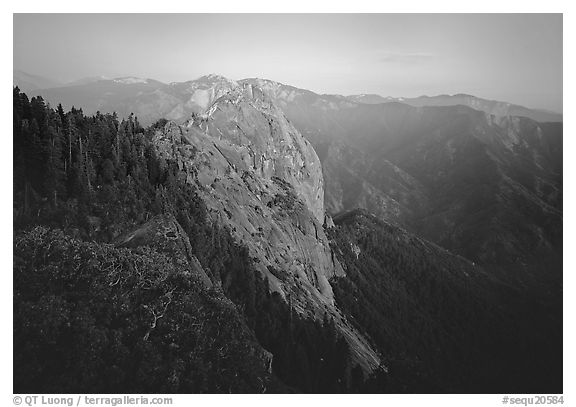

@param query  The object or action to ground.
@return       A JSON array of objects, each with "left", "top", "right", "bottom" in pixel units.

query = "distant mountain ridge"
[
  {"left": 17, "top": 74, "right": 239, "bottom": 126},
  {"left": 14, "top": 70, "right": 562, "bottom": 125},
  {"left": 347, "top": 93, "right": 562, "bottom": 123},
  {"left": 13, "top": 70, "right": 63, "bottom": 94}
]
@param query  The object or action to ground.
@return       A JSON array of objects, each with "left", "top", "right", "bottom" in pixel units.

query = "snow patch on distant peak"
[{"left": 113, "top": 77, "right": 148, "bottom": 85}]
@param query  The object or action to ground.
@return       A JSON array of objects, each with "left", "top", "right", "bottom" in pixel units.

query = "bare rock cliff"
[{"left": 151, "top": 82, "right": 381, "bottom": 373}]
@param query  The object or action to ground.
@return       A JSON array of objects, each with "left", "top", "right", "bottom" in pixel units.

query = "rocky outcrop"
[
  {"left": 190, "top": 83, "right": 325, "bottom": 222},
  {"left": 115, "top": 213, "right": 213, "bottom": 289},
  {"left": 166, "top": 74, "right": 239, "bottom": 120},
  {"left": 151, "top": 82, "right": 381, "bottom": 373}
]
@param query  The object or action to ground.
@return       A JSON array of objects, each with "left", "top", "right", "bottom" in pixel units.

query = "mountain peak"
[
  {"left": 208, "top": 82, "right": 274, "bottom": 111},
  {"left": 195, "top": 73, "right": 234, "bottom": 83}
]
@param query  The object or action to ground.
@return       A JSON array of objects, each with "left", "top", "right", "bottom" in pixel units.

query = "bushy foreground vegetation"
[{"left": 14, "top": 227, "right": 278, "bottom": 393}]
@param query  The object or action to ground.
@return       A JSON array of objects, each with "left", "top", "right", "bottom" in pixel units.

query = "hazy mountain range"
[
  {"left": 14, "top": 70, "right": 562, "bottom": 126},
  {"left": 347, "top": 93, "right": 562, "bottom": 123}
]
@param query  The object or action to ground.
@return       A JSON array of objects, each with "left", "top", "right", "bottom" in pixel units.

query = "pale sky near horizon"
[{"left": 13, "top": 14, "right": 563, "bottom": 112}]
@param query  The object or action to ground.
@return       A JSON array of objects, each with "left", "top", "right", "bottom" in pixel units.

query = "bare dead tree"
[{"left": 142, "top": 289, "right": 175, "bottom": 341}]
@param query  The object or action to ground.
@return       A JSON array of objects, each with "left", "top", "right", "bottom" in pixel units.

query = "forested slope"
[{"left": 329, "top": 210, "right": 562, "bottom": 393}]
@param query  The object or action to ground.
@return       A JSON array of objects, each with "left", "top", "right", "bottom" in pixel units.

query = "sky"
[{"left": 13, "top": 14, "right": 563, "bottom": 112}]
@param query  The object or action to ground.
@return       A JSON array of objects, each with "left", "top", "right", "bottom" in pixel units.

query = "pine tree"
[{"left": 44, "top": 125, "right": 66, "bottom": 206}]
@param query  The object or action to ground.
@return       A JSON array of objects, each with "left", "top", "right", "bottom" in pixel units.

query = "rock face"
[
  {"left": 165, "top": 74, "right": 239, "bottom": 121},
  {"left": 151, "top": 82, "right": 380, "bottom": 373},
  {"left": 191, "top": 83, "right": 325, "bottom": 223}
]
